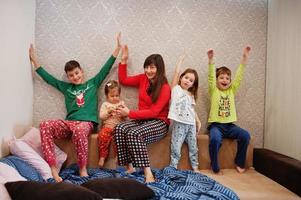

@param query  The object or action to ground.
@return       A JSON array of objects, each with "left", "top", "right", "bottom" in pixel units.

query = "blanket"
[{"left": 48, "top": 164, "right": 239, "bottom": 200}]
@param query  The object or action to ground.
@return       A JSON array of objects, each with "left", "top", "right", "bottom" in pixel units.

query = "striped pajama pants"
[
  {"left": 113, "top": 119, "right": 168, "bottom": 168},
  {"left": 39, "top": 119, "right": 94, "bottom": 168}
]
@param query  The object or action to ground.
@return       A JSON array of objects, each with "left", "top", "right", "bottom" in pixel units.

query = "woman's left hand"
[{"left": 116, "top": 104, "right": 130, "bottom": 117}]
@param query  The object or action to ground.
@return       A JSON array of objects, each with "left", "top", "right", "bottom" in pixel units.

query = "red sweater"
[{"left": 118, "top": 63, "right": 171, "bottom": 125}]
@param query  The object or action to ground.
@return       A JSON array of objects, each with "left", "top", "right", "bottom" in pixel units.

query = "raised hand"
[
  {"left": 243, "top": 46, "right": 251, "bottom": 58},
  {"left": 171, "top": 52, "right": 186, "bottom": 88},
  {"left": 207, "top": 49, "right": 214, "bottom": 60},
  {"left": 29, "top": 44, "right": 40, "bottom": 69},
  {"left": 241, "top": 46, "right": 251, "bottom": 65},
  {"left": 112, "top": 32, "right": 122, "bottom": 58},
  {"left": 121, "top": 45, "right": 129, "bottom": 64},
  {"left": 207, "top": 49, "right": 214, "bottom": 65},
  {"left": 175, "top": 52, "right": 187, "bottom": 73},
  {"left": 116, "top": 32, "right": 121, "bottom": 49}
]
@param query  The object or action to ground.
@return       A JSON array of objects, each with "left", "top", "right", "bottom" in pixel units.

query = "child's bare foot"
[
  {"left": 144, "top": 167, "right": 156, "bottom": 183},
  {"left": 145, "top": 175, "right": 156, "bottom": 183},
  {"left": 50, "top": 166, "right": 63, "bottom": 182},
  {"left": 236, "top": 166, "right": 246, "bottom": 173},
  {"left": 193, "top": 167, "right": 201, "bottom": 173},
  {"left": 98, "top": 157, "right": 105, "bottom": 167},
  {"left": 79, "top": 166, "right": 89, "bottom": 177},
  {"left": 114, "top": 157, "right": 118, "bottom": 164},
  {"left": 125, "top": 164, "right": 136, "bottom": 174}
]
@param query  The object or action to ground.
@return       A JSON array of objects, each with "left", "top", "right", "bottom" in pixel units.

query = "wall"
[
  {"left": 265, "top": 0, "right": 301, "bottom": 160},
  {"left": 0, "top": 0, "right": 35, "bottom": 157},
  {"left": 33, "top": 0, "right": 267, "bottom": 147}
]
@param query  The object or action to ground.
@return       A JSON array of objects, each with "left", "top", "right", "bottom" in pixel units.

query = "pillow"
[
  {"left": 0, "top": 177, "right": 12, "bottom": 200},
  {"left": 8, "top": 139, "right": 53, "bottom": 180},
  {"left": 0, "top": 156, "right": 43, "bottom": 182},
  {"left": 81, "top": 178, "right": 155, "bottom": 200},
  {"left": 0, "top": 162, "right": 26, "bottom": 183},
  {"left": 5, "top": 181, "right": 102, "bottom": 200},
  {"left": 21, "top": 127, "right": 67, "bottom": 171}
]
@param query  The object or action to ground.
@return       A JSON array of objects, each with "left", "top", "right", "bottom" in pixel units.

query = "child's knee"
[{"left": 240, "top": 129, "right": 250, "bottom": 142}]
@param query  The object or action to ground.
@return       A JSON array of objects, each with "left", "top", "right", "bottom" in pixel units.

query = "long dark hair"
[
  {"left": 143, "top": 54, "right": 167, "bottom": 103},
  {"left": 178, "top": 68, "right": 199, "bottom": 100}
]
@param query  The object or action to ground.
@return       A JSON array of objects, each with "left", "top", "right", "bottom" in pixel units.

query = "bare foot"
[
  {"left": 144, "top": 167, "right": 156, "bottom": 183},
  {"left": 145, "top": 175, "right": 156, "bottom": 183},
  {"left": 211, "top": 169, "right": 223, "bottom": 175},
  {"left": 125, "top": 164, "right": 136, "bottom": 174},
  {"left": 98, "top": 157, "right": 105, "bottom": 167},
  {"left": 236, "top": 166, "right": 246, "bottom": 173},
  {"left": 50, "top": 166, "right": 63, "bottom": 182},
  {"left": 193, "top": 168, "right": 201, "bottom": 173},
  {"left": 79, "top": 166, "right": 89, "bottom": 177}
]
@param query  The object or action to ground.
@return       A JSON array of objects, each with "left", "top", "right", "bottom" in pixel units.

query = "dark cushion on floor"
[
  {"left": 254, "top": 148, "right": 301, "bottom": 196},
  {"left": 5, "top": 181, "right": 103, "bottom": 200},
  {"left": 81, "top": 178, "right": 155, "bottom": 200}
]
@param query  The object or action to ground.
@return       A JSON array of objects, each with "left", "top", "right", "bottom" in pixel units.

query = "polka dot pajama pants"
[
  {"left": 39, "top": 119, "right": 93, "bottom": 168},
  {"left": 97, "top": 126, "right": 115, "bottom": 158},
  {"left": 113, "top": 119, "right": 168, "bottom": 168}
]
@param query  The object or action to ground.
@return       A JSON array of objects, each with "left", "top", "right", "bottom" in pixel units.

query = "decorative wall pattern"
[{"left": 34, "top": 0, "right": 267, "bottom": 147}]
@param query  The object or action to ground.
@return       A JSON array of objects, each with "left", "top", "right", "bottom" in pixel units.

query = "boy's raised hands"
[
  {"left": 207, "top": 49, "right": 214, "bottom": 64},
  {"left": 241, "top": 46, "right": 251, "bottom": 65},
  {"left": 243, "top": 46, "right": 251, "bottom": 58}
]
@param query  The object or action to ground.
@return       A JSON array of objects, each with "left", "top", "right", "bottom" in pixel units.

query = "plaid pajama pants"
[
  {"left": 113, "top": 119, "right": 168, "bottom": 168},
  {"left": 40, "top": 119, "right": 93, "bottom": 168}
]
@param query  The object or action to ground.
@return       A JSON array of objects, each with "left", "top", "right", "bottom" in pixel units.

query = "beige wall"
[
  {"left": 265, "top": 0, "right": 301, "bottom": 160},
  {"left": 0, "top": 0, "right": 35, "bottom": 157},
  {"left": 33, "top": 0, "right": 267, "bottom": 147}
]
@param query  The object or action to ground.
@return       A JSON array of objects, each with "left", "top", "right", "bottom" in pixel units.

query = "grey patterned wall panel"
[{"left": 34, "top": 0, "right": 267, "bottom": 147}]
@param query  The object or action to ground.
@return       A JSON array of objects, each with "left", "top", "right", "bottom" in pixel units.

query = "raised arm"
[
  {"left": 240, "top": 46, "right": 251, "bottom": 66},
  {"left": 207, "top": 49, "right": 216, "bottom": 93},
  {"left": 29, "top": 44, "right": 41, "bottom": 69},
  {"left": 171, "top": 53, "right": 186, "bottom": 88},
  {"left": 207, "top": 49, "right": 214, "bottom": 65},
  {"left": 120, "top": 45, "right": 128, "bottom": 64},
  {"left": 112, "top": 32, "right": 122, "bottom": 58}
]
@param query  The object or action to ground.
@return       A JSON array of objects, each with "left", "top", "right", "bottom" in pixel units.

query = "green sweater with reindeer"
[{"left": 36, "top": 55, "right": 116, "bottom": 124}]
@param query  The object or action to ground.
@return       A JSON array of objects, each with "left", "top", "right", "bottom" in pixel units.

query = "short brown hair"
[
  {"left": 64, "top": 60, "right": 82, "bottom": 73},
  {"left": 216, "top": 66, "right": 231, "bottom": 78},
  {"left": 104, "top": 80, "right": 121, "bottom": 95}
]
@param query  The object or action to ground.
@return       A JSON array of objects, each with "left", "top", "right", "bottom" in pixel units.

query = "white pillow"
[
  {"left": 0, "top": 183, "right": 12, "bottom": 200},
  {"left": 0, "top": 163, "right": 26, "bottom": 183},
  {"left": 0, "top": 176, "right": 14, "bottom": 200},
  {"left": 8, "top": 139, "right": 53, "bottom": 180},
  {"left": 20, "top": 127, "right": 67, "bottom": 171}
]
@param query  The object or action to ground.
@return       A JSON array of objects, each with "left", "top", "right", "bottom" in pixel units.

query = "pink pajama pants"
[{"left": 40, "top": 119, "right": 93, "bottom": 168}]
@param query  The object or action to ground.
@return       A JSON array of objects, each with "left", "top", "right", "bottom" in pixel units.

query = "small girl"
[
  {"left": 168, "top": 55, "right": 201, "bottom": 173},
  {"left": 98, "top": 80, "right": 126, "bottom": 167}
]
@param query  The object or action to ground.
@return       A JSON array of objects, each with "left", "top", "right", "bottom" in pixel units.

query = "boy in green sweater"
[
  {"left": 29, "top": 33, "right": 121, "bottom": 182},
  {"left": 207, "top": 46, "right": 251, "bottom": 174}
]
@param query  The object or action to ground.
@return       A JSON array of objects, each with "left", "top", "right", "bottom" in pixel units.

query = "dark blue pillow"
[
  {"left": 0, "top": 156, "right": 43, "bottom": 182},
  {"left": 81, "top": 178, "right": 155, "bottom": 200},
  {"left": 5, "top": 181, "right": 102, "bottom": 200}
]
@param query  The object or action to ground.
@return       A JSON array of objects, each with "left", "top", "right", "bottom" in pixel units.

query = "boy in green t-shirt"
[
  {"left": 207, "top": 46, "right": 251, "bottom": 174},
  {"left": 29, "top": 33, "right": 121, "bottom": 182}
]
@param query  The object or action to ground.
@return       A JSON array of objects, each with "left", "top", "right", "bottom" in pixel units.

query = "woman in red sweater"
[{"left": 114, "top": 45, "right": 171, "bottom": 183}]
